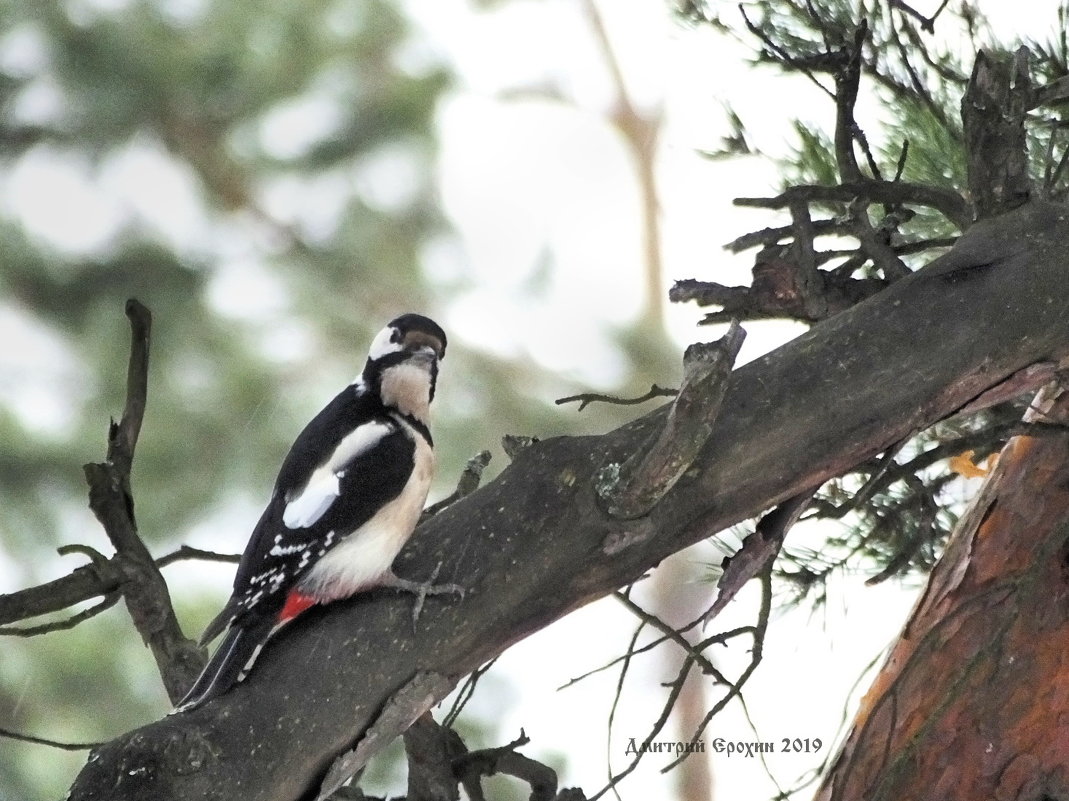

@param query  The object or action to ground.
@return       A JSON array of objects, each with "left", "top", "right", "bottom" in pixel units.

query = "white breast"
[{"left": 297, "top": 421, "right": 434, "bottom": 601}]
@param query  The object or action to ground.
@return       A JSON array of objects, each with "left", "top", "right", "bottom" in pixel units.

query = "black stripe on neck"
[{"left": 392, "top": 411, "right": 433, "bottom": 446}]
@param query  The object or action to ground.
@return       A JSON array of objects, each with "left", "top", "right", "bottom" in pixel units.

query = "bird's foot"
[{"left": 383, "top": 562, "right": 465, "bottom": 630}]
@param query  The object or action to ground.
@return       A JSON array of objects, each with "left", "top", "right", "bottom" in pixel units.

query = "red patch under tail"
[{"left": 279, "top": 590, "right": 317, "bottom": 622}]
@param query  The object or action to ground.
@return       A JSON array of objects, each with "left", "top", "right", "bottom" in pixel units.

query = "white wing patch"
[
  {"left": 298, "top": 422, "right": 434, "bottom": 600},
  {"left": 283, "top": 420, "right": 394, "bottom": 529}
]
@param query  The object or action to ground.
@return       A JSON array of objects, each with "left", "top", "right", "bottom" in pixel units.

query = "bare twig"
[
  {"left": 738, "top": 3, "right": 836, "bottom": 98},
  {"left": 670, "top": 268, "right": 891, "bottom": 324},
  {"left": 558, "top": 622, "right": 755, "bottom": 691},
  {"left": 603, "top": 585, "right": 645, "bottom": 801},
  {"left": 454, "top": 730, "right": 559, "bottom": 801},
  {"left": 661, "top": 568, "right": 774, "bottom": 772},
  {"left": 723, "top": 217, "right": 847, "bottom": 253},
  {"left": 735, "top": 181, "right": 970, "bottom": 231},
  {"left": 612, "top": 592, "right": 731, "bottom": 684},
  {"left": 0, "top": 544, "right": 238, "bottom": 632},
  {"left": 0, "top": 726, "right": 105, "bottom": 752},
  {"left": 890, "top": 0, "right": 951, "bottom": 33},
  {"left": 556, "top": 385, "right": 677, "bottom": 412},
  {"left": 442, "top": 658, "right": 499, "bottom": 730},
  {"left": 833, "top": 21, "right": 867, "bottom": 183},
  {"left": 155, "top": 546, "right": 241, "bottom": 569},
  {"left": 893, "top": 139, "right": 910, "bottom": 182},
  {"left": 591, "top": 652, "right": 695, "bottom": 801},
  {"left": 0, "top": 593, "right": 121, "bottom": 637},
  {"left": 887, "top": 15, "right": 952, "bottom": 129},
  {"left": 848, "top": 199, "right": 911, "bottom": 280},
  {"left": 82, "top": 299, "right": 203, "bottom": 704}
]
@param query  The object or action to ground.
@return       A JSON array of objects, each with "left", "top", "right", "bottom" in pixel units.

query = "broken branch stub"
[{"left": 596, "top": 321, "right": 746, "bottom": 519}]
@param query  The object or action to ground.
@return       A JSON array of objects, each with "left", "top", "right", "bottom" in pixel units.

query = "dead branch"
[
  {"left": 833, "top": 20, "right": 867, "bottom": 183},
  {"left": 403, "top": 713, "right": 463, "bottom": 801},
  {"left": 735, "top": 181, "right": 970, "bottom": 231},
  {"left": 0, "top": 592, "right": 121, "bottom": 637},
  {"left": 662, "top": 569, "right": 774, "bottom": 773},
  {"left": 453, "top": 730, "right": 560, "bottom": 801},
  {"left": 0, "top": 726, "right": 104, "bottom": 752},
  {"left": 421, "top": 451, "right": 494, "bottom": 521},
  {"left": 705, "top": 489, "right": 817, "bottom": 621},
  {"left": 0, "top": 544, "right": 238, "bottom": 630},
  {"left": 81, "top": 299, "right": 202, "bottom": 704},
  {"left": 596, "top": 322, "right": 745, "bottom": 519},
  {"left": 318, "top": 672, "right": 454, "bottom": 800},
  {"left": 962, "top": 48, "right": 1033, "bottom": 219},
  {"left": 555, "top": 384, "right": 678, "bottom": 412}
]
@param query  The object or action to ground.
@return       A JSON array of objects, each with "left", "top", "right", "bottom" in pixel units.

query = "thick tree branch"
[
  {"left": 318, "top": 672, "right": 454, "bottom": 799},
  {"left": 68, "top": 201, "right": 1069, "bottom": 801}
]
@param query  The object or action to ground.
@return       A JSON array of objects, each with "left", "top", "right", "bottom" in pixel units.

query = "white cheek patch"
[
  {"left": 283, "top": 420, "right": 394, "bottom": 529},
  {"left": 367, "top": 325, "right": 402, "bottom": 360}
]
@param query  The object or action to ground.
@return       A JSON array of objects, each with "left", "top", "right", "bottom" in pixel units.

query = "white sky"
[{"left": 1, "top": 0, "right": 1065, "bottom": 798}]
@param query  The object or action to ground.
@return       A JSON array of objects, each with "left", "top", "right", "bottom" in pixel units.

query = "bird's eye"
[{"left": 390, "top": 328, "right": 403, "bottom": 344}]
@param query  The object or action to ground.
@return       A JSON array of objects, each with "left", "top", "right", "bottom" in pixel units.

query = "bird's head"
[{"left": 362, "top": 314, "right": 447, "bottom": 422}]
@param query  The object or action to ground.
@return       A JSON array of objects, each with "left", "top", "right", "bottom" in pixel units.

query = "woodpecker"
[{"left": 175, "top": 313, "right": 461, "bottom": 711}]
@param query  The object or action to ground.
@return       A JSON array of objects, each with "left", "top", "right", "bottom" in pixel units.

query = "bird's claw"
[{"left": 385, "top": 561, "right": 465, "bottom": 631}]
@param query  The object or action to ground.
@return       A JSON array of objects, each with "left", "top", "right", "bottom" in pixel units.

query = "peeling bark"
[{"left": 815, "top": 384, "right": 1069, "bottom": 801}]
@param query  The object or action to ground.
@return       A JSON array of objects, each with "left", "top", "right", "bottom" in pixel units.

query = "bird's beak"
[{"left": 408, "top": 345, "right": 438, "bottom": 362}]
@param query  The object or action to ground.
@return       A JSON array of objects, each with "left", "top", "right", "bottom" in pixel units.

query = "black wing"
[{"left": 203, "top": 386, "right": 416, "bottom": 638}]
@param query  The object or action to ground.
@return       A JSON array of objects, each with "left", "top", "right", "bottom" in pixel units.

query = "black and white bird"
[{"left": 176, "top": 313, "right": 461, "bottom": 711}]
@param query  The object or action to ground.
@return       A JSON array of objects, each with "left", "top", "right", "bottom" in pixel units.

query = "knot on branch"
[{"left": 596, "top": 322, "right": 745, "bottom": 520}]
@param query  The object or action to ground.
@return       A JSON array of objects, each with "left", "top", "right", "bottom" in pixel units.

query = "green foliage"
[{"left": 677, "top": 0, "right": 1069, "bottom": 612}]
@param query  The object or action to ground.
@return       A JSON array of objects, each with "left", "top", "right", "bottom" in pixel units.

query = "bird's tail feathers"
[
  {"left": 198, "top": 603, "right": 236, "bottom": 647},
  {"left": 173, "top": 619, "right": 273, "bottom": 713}
]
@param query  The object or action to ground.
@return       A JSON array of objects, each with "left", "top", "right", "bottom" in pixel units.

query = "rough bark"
[
  {"left": 815, "top": 385, "right": 1069, "bottom": 801},
  {"left": 69, "top": 200, "right": 1069, "bottom": 801}
]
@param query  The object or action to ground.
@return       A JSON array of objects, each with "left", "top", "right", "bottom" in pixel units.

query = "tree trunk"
[
  {"left": 69, "top": 201, "right": 1069, "bottom": 801},
  {"left": 815, "top": 385, "right": 1069, "bottom": 801}
]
